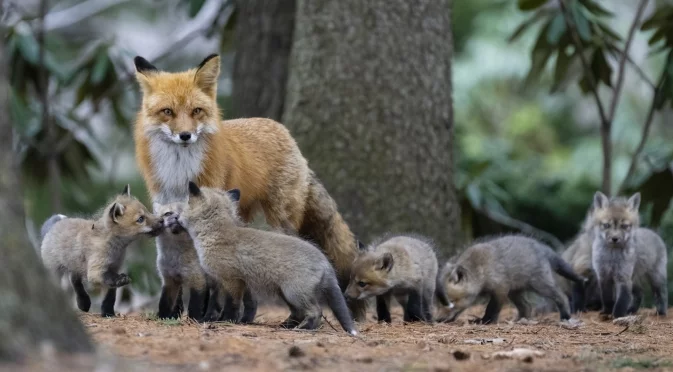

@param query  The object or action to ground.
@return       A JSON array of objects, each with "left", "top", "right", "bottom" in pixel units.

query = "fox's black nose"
[
  {"left": 611, "top": 236, "right": 619, "bottom": 243},
  {"left": 179, "top": 132, "right": 192, "bottom": 141}
]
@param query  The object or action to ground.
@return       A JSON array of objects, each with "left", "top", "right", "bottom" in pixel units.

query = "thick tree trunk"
[
  {"left": 231, "top": 0, "right": 296, "bottom": 120},
  {"left": 0, "top": 16, "right": 93, "bottom": 361},
  {"left": 284, "top": 0, "right": 461, "bottom": 255}
]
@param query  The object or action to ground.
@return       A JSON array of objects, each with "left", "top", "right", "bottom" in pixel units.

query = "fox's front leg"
[
  {"left": 612, "top": 279, "right": 632, "bottom": 318},
  {"left": 220, "top": 280, "right": 246, "bottom": 323}
]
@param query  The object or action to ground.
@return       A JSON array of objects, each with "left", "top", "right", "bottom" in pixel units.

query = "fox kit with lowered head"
[
  {"left": 171, "top": 182, "right": 357, "bottom": 335},
  {"left": 345, "top": 235, "right": 438, "bottom": 323},
  {"left": 438, "top": 235, "right": 585, "bottom": 324},
  {"left": 41, "top": 185, "right": 162, "bottom": 317},
  {"left": 591, "top": 192, "right": 668, "bottom": 318},
  {"left": 133, "top": 55, "right": 365, "bottom": 321},
  {"left": 154, "top": 202, "right": 256, "bottom": 322}
]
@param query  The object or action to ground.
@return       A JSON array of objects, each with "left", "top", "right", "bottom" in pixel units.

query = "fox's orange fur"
[{"left": 133, "top": 55, "right": 367, "bottom": 320}]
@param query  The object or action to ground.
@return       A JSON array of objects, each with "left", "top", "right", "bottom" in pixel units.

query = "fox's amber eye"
[
  {"left": 161, "top": 108, "right": 173, "bottom": 116},
  {"left": 136, "top": 216, "right": 145, "bottom": 223},
  {"left": 357, "top": 281, "right": 367, "bottom": 288},
  {"left": 192, "top": 108, "right": 202, "bottom": 115}
]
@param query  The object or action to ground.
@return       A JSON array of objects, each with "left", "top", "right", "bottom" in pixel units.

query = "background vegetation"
[{"left": 4, "top": 0, "right": 673, "bottom": 311}]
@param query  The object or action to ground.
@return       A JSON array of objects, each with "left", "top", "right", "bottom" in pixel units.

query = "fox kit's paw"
[
  {"left": 112, "top": 273, "right": 131, "bottom": 288},
  {"left": 76, "top": 295, "right": 91, "bottom": 312}
]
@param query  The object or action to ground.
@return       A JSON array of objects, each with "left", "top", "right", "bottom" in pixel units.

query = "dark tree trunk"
[
  {"left": 231, "top": 0, "right": 296, "bottom": 120},
  {"left": 283, "top": 0, "right": 461, "bottom": 255},
  {"left": 0, "top": 12, "right": 93, "bottom": 361}
]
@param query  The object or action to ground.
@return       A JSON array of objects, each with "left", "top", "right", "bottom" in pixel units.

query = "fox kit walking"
[
  {"left": 171, "top": 183, "right": 357, "bottom": 335},
  {"left": 590, "top": 192, "right": 668, "bottom": 318},
  {"left": 345, "top": 235, "right": 438, "bottom": 323},
  {"left": 438, "top": 235, "right": 585, "bottom": 324},
  {"left": 41, "top": 185, "right": 162, "bottom": 317},
  {"left": 133, "top": 55, "right": 365, "bottom": 320}
]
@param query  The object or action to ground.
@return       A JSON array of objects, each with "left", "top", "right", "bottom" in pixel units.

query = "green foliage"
[{"left": 612, "top": 358, "right": 672, "bottom": 370}]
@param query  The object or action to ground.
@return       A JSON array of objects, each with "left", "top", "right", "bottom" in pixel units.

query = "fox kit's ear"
[
  {"left": 357, "top": 240, "right": 366, "bottom": 252},
  {"left": 378, "top": 252, "right": 394, "bottom": 272},
  {"left": 226, "top": 189, "right": 240, "bottom": 202},
  {"left": 194, "top": 54, "right": 220, "bottom": 98},
  {"left": 121, "top": 184, "right": 131, "bottom": 197},
  {"left": 108, "top": 203, "right": 125, "bottom": 224},
  {"left": 134, "top": 56, "right": 158, "bottom": 93},
  {"left": 593, "top": 191, "right": 609, "bottom": 210},
  {"left": 188, "top": 181, "right": 201, "bottom": 197},
  {"left": 627, "top": 192, "right": 641, "bottom": 211}
]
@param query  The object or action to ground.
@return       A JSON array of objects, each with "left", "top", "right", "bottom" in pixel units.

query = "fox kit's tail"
[
  {"left": 549, "top": 254, "right": 586, "bottom": 285},
  {"left": 299, "top": 171, "right": 367, "bottom": 320},
  {"left": 322, "top": 272, "right": 358, "bottom": 336},
  {"left": 40, "top": 214, "right": 67, "bottom": 240}
]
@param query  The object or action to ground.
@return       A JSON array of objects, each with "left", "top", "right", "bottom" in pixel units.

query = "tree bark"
[
  {"left": 0, "top": 12, "right": 93, "bottom": 361},
  {"left": 284, "top": 0, "right": 461, "bottom": 255},
  {"left": 231, "top": 0, "right": 296, "bottom": 120}
]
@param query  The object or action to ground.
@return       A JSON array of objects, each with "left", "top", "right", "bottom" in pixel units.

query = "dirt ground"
[{"left": 55, "top": 304, "right": 672, "bottom": 372}]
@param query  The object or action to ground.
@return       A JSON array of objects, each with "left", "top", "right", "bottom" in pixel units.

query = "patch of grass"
[
  {"left": 612, "top": 358, "right": 672, "bottom": 369},
  {"left": 158, "top": 318, "right": 182, "bottom": 326},
  {"left": 142, "top": 312, "right": 158, "bottom": 321}
]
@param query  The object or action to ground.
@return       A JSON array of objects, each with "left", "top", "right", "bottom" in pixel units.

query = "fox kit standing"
[
  {"left": 172, "top": 183, "right": 357, "bottom": 335},
  {"left": 438, "top": 235, "right": 585, "bottom": 324},
  {"left": 345, "top": 235, "right": 438, "bottom": 323},
  {"left": 41, "top": 185, "right": 162, "bottom": 317},
  {"left": 133, "top": 55, "right": 365, "bottom": 320},
  {"left": 591, "top": 192, "right": 668, "bottom": 318}
]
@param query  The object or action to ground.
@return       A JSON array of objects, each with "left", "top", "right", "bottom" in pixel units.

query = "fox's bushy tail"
[
  {"left": 322, "top": 272, "right": 357, "bottom": 335},
  {"left": 40, "top": 214, "right": 67, "bottom": 240},
  {"left": 298, "top": 171, "right": 367, "bottom": 320}
]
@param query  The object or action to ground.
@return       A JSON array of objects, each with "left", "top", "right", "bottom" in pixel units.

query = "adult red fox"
[{"left": 133, "top": 54, "right": 366, "bottom": 321}]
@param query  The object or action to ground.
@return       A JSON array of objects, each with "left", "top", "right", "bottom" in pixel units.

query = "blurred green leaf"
[
  {"left": 509, "top": 9, "right": 550, "bottom": 43},
  {"left": 572, "top": 3, "right": 591, "bottom": 41},
  {"left": 579, "top": 0, "right": 613, "bottom": 17},
  {"left": 590, "top": 48, "right": 612, "bottom": 87},
  {"left": 546, "top": 14, "right": 566, "bottom": 45},
  {"left": 518, "top": 0, "right": 548, "bottom": 11},
  {"left": 90, "top": 52, "right": 109, "bottom": 85},
  {"left": 189, "top": 0, "right": 206, "bottom": 17},
  {"left": 552, "top": 49, "right": 573, "bottom": 92}
]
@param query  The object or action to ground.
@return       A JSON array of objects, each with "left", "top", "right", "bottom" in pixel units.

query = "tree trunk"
[
  {"left": 231, "top": 0, "right": 296, "bottom": 120},
  {"left": 0, "top": 14, "right": 93, "bottom": 361},
  {"left": 283, "top": 0, "right": 461, "bottom": 255}
]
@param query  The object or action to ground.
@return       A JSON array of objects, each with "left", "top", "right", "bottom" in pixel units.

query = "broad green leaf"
[
  {"left": 578, "top": 75, "right": 591, "bottom": 93},
  {"left": 591, "top": 48, "right": 612, "bottom": 87},
  {"left": 547, "top": 13, "right": 566, "bottom": 45},
  {"left": 90, "top": 52, "right": 109, "bottom": 85},
  {"left": 578, "top": 0, "right": 613, "bottom": 17},
  {"left": 648, "top": 27, "right": 669, "bottom": 46},
  {"left": 572, "top": 4, "right": 592, "bottom": 41},
  {"left": 518, "top": 0, "right": 549, "bottom": 11},
  {"left": 508, "top": 10, "right": 549, "bottom": 43},
  {"left": 641, "top": 6, "right": 673, "bottom": 31},
  {"left": 188, "top": 0, "right": 206, "bottom": 17},
  {"left": 552, "top": 49, "right": 573, "bottom": 92}
]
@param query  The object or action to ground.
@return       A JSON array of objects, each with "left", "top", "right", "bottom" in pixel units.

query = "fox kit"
[
  {"left": 133, "top": 55, "right": 366, "bottom": 321},
  {"left": 438, "top": 235, "right": 585, "bottom": 324},
  {"left": 171, "top": 183, "right": 357, "bottom": 335},
  {"left": 345, "top": 235, "right": 438, "bottom": 323},
  {"left": 154, "top": 202, "right": 256, "bottom": 322},
  {"left": 591, "top": 192, "right": 668, "bottom": 318},
  {"left": 40, "top": 185, "right": 162, "bottom": 317}
]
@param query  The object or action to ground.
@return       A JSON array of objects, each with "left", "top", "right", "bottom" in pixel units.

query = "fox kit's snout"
[{"left": 154, "top": 202, "right": 185, "bottom": 234}]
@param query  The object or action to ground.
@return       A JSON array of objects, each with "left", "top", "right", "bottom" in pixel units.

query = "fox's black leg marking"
[
  {"left": 102, "top": 271, "right": 130, "bottom": 288},
  {"left": 278, "top": 291, "right": 302, "bottom": 328},
  {"left": 376, "top": 295, "right": 392, "bottom": 323},
  {"left": 627, "top": 285, "right": 642, "bottom": 314},
  {"left": 187, "top": 287, "right": 208, "bottom": 322},
  {"left": 598, "top": 278, "right": 615, "bottom": 316},
  {"left": 70, "top": 273, "right": 91, "bottom": 312},
  {"left": 612, "top": 283, "right": 632, "bottom": 318},
  {"left": 420, "top": 293, "right": 433, "bottom": 322},
  {"left": 101, "top": 288, "right": 117, "bottom": 317},
  {"left": 220, "top": 294, "right": 242, "bottom": 323},
  {"left": 480, "top": 295, "right": 503, "bottom": 324},
  {"left": 203, "top": 284, "right": 222, "bottom": 322},
  {"left": 403, "top": 290, "right": 423, "bottom": 322},
  {"left": 240, "top": 289, "right": 257, "bottom": 324},
  {"left": 157, "top": 282, "right": 182, "bottom": 319},
  {"left": 571, "top": 282, "right": 586, "bottom": 313}
]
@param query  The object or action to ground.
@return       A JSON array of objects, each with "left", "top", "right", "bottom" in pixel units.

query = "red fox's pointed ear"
[
  {"left": 194, "top": 54, "right": 220, "bottom": 97},
  {"left": 134, "top": 56, "right": 158, "bottom": 93}
]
